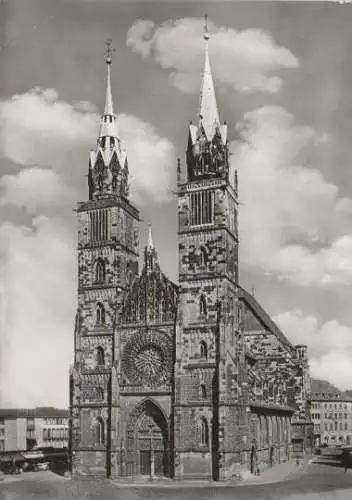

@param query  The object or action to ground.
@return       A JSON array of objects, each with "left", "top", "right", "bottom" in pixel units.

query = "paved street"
[{"left": 1, "top": 462, "right": 352, "bottom": 500}]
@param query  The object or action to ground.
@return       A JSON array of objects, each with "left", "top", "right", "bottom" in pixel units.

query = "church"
[{"left": 69, "top": 25, "right": 312, "bottom": 481}]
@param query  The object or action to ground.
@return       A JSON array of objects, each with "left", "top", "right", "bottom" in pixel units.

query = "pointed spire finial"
[
  {"left": 148, "top": 223, "right": 154, "bottom": 249},
  {"left": 100, "top": 39, "right": 117, "bottom": 128},
  {"left": 199, "top": 15, "right": 220, "bottom": 140},
  {"left": 103, "top": 40, "right": 115, "bottom": 117}
]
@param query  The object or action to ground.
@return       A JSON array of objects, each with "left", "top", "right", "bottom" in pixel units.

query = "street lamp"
[{"left": 149, "top": 422, "right": 153, "bottom": 482}]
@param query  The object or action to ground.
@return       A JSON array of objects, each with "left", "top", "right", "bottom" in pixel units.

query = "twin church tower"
[{"left": 69, "top": 22, "right": 310, "bottom": 481}]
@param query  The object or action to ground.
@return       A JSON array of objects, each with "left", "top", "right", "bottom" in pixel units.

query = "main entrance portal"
[{"left": 125, "top": 399, "right": 170, "bottom": 478}]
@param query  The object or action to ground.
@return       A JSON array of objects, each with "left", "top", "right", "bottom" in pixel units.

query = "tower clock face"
[{"left": 122, "top": 330, "right": 172, "bottom": 387}]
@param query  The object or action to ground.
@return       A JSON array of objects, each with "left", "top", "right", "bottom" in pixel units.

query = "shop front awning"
[
  {"left": 0, "top": 454, "right": 25, "bottom": 463},
  {"left": 22, "top": 452, "right": 44, "bottom": 460}
]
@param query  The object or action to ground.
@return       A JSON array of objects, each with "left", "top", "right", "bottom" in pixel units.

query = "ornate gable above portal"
[{"left": 121, "top": 264, "right": 178, "bottom": 325}]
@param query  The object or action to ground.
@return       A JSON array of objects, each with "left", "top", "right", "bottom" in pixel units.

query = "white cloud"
[
  {"left": 0, "top": 87, "right": 96, "bottom": 169},
  {"left": 0, "top": 86, "right": 177, "bottom": 407},
  {"left": 120, "top": 114, "right": 175, "bottom": 203},
  {"left": 0, "top": 87, "right": 175, "bottom": 204},
  {"left": 274, "top": 309, "right": 352, "bottom": 390},
  {"left": 127, "top": 18, "right": 299, "bottom": 94},
  {"left": 232, "top": 105, "right": 352, "bottom": 286},
  {"left": 0, "top": 168, "right": 76, "bottom": 214},
  {"left": 0, "top": 216, "right": 75, "bottom": 408}
]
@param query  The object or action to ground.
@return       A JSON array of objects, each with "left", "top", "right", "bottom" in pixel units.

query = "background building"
[
  {"left": 0, "top": 407, "right": 68, "bottom": 452},
  {"left": 70, "top": 28, "right": 311, "bottom": 481},
  {"left": 310, "top": 379, "right": 352, "bottom": 447}
]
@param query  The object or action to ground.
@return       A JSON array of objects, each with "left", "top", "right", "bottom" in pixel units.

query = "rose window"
[{"left": 122, "top": 330, "right": 172, "bottom": 387}]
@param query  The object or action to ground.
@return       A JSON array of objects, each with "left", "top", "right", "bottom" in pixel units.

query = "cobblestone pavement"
[
  {"left": 241, "top": 457, "right": 313, "bottom": 485},
  {"left": 0, "top": 463, "right": 352, "bottom": 499}
]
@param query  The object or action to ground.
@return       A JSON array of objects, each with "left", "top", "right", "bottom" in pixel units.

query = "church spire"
[
  {"left": 145, "top": 223, "right": 158, "bottom": 275},
  {"left": 199, "top": 14, "right": 220, "bottom": 140},
  {"left": 103, "top": 42, "right": 114, "bottom": 116},
  {"left": 147, "top": 223, "right": 154, "bottom": 250},
  {"left": 99, "top": 39, "right": 119, "bottom": 140},
  {"left": 184, "top": 16, "right": 229, "bottom": 183},
  {"left": 88, "top": 40, "right": 129, "bottom": 200}
]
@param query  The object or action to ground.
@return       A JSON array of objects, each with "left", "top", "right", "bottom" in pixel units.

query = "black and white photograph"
[{"left": 1, "top": 0, "right": 352, "bottom": 498}]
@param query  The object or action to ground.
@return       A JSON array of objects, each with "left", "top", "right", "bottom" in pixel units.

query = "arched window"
[
  {"left": 95, "top": 259, "right": 105, "bottom": 283},
  {"left": 200, "top": 383, "right": 207, "bottom": 399},
  {"left": 96, "top": 387, "right": 104, "bottom": 400},
  {"left": 200, "top": 340, "right": 208, "bottom": 359},
  {"left": 199, "top": 294, "right": 207, "bottom": 316},
  {"left": 96, "top": 303, "right": 105, "bottom": 325},
  {"left": 199, "top": 246, "right": 208, "bottom": 266},
  {"left": 200, "top": 417, "right": 209, "bottom": 447},
  {"left": 96, "top": 346, "right": 105, "bottom": 366},
  {"left": 95, "top": 417, "right": 105, "bottom": 445}
]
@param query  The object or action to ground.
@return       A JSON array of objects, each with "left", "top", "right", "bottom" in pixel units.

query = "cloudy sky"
[{"left": 1, "top": 0, "right": 352, "bottom": 408}]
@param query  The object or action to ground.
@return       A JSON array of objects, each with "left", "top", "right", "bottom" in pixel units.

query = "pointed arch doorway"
[{"left": 126, "top": 399, "right": 170, "bottom": 478}]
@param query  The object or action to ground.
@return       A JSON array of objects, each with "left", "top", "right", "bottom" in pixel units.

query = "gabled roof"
[
  {"left": 0, "top": 407, "right": 68, "bottom": 419},
  {"left": 311, "top": 378, "right": 340, "bottom": 394},
  {"left": 238, "top": 286, "right": 293, "bottom": 349},
  {"left": 310, "top": 379, "right": 352, "bottom": 401}
]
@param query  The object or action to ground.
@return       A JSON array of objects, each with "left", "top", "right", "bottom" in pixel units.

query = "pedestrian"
[
  {"left": 341, "top": 448, "right": 349, "bottom": 473},
  {"left": 269, "top": 445, "right": 274, "bottom": 467},
  {"left": 250, "top": 444, "right": 257, "bottom": 474}
]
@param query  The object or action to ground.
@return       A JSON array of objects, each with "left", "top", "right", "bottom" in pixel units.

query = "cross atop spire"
[
  {"left": 104, "top": 38, "right": 115, "bottom": 65},
  {"left": 199, "top": 15, "right": 220, "bottom": 140},
  {"left": 203, "top": 13, "right": 209, "bottom": 41}
]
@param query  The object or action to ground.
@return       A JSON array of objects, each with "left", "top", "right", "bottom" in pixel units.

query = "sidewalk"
[
  {"left": 109, "top": 459, "right": 313, "bottom": 488},
  {"left": 239, "top": 457, "right": 312, "bottom": 485}
]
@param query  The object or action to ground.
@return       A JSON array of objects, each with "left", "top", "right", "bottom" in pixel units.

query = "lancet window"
[{"left": 90, "top": 209, "right": 110, "bottom": 241}]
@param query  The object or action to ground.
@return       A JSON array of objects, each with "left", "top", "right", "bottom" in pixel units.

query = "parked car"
[
  {"left": 36, "top": 462, "right": 50, "bottom": 471},
  {"left": 23, "top": 461, "right": 37, "bottom": 472}
]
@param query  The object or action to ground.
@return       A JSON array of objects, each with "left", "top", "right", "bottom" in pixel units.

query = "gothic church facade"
[{"left": 69, "top": 28, "right": 312, "bottom": 481}]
